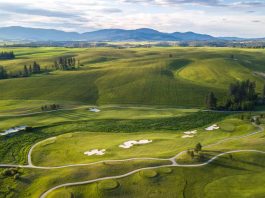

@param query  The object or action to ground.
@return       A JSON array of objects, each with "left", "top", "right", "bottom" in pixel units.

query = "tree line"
[
  {"left": 53, "top": 56, "right": 79, "bottom": 70},
  {"left": 41, "top": 104, "right": 61, "bottom": 111},
  {"left": 22, "top": 61, "right": 42, "bottom": 77},
  {"left": 0, "top": 51, "right": 15, "bottom": 60},
  {"left": 0, "top": 61, "right": 42, "bottom": 80},
  {"left": 206, "top": 79, "right": 265, "bottom": 111}
]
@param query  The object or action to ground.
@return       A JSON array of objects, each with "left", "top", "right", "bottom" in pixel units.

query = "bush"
[
  {"left": 255, "top": 118, "right": 261, "bottom": 125},
  {"left": 2, "top": 168, "right": 19, "bottom": 177},
  {"left": 14, "top": 173, "right": 20, "bottom": 180}
]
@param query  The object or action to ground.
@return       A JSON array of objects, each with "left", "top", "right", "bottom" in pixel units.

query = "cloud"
[
  {"left": 0, "top": 0, "right": 264, "bottom": 37},
  {"left": 99, "top": 8, "right": 123, "bottom": 13},
  {"left": 0, "top": 3, "right": 78, "bottom": 18},
  {"left": 120, "top": 0, "right": 265, "bottom": 7}
]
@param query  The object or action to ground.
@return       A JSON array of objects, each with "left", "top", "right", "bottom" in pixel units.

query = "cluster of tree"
[
  {"left": 206, "top": 80, "right": 264, "bottom": 111},
  {"left": 53, "top": 56, "right": 78, "bottom": 70},
  {"left": 0, "top": 51, "right": 15, "bottom": 60},
  {"left": 0, "top": 62, "right": 42, "bottom": 80},
  {"left": 1, "top": 168, "right": 20, "bottom": 179},
  {"left": 187, "top": 143, "right": 203, "bottom": 160},
  {"left": 22, "top": 61, "right": 42, "bottom": 77},
  {"left": 0, "top": 66, "right": 8, "bottom": 79},
  {"left": 41, "top": 104, "right": 60, "bottom": 111}
]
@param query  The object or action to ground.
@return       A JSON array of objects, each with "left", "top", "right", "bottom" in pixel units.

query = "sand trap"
[
  {"left": 205, "top": 124, "right": 219, "bottom": 131},
  {"left": 182, "top": 135, "right": 194, "bottom": 138},
  {"left": 1, "top": 126, "right": 27, "bottom": 136},
  {"left": 89, "top": 107, "right": 100, "bottom": 113},
  {"left": 119, "top": 140, "right": 152, "bottom": 149},
  {"left": 84, "top": 149, "right": 106, "bottom": 156},
  {"left": 184, "top": 130, "right": 197, "bottom": 135}
]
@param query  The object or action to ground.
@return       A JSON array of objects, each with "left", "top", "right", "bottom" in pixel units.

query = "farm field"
[{"left": 0, "top": 47, "right": 265, "bottom": 198}]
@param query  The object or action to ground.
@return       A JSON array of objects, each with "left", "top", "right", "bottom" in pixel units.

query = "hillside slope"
[{"left": 0, "top": 47, "right": 264, "bottom": 107}]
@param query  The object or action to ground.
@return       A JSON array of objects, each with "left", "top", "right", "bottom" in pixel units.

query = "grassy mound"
[
  {"left": 159, "top": 167, "right": 173, "bottom": 174},
  {"left": 219, "top": 123, "right": 236, "bottom": 132},
  {"left": 140, "top": 170, "right": 158, "bottom": 178},
  {"left": 99, "top": 179, "right": 119, "bottom": 190}
]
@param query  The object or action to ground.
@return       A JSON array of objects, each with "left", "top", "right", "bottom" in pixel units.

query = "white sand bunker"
[
  {"left": 205, "top": 124, "right": 219, "bottom": 131},
  {"left": 119, "top": 140, "right": 152, "bottom": 149},
  {"left": 84, "top": 149, "right": 106, "bottom": 156},
  {"left": 1, "top": 126, "right": 27, "bottom": 136},
  {"left": 182, "top": 135, "right": 194, "bottom": 138},
  {"left": 89, "top": 107, "right": 100, "bottom": 113},
  {"left": 182, "top": 130, "right": 197, "bottom": 138},
  {"left": 184, "top": 130, "right": 197, "bottom": 135}
]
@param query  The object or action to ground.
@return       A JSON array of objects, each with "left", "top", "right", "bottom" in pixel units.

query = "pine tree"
[
  {"left": 29, "top": 65, "right": 33, "bottom": 74},
  {"left": 23, "top": 65, "right": 29, "bottom": 77},
  {"left": 32, "top": 61, "right": 41, "bottom": 74},
  {"left": 205, "top": 92, "right": 217, "bottom": 109},
  {"left": 0, "top": 66, "right": 8, "bottom": 79},
  {"left": 263, "top": 84, "right": 265, "bottom": 103},
  {"left": 195, "top": 143, "right": 202, "bottom": 153}
]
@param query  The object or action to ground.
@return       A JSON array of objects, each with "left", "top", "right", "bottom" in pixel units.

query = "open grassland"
[
  {"left": 0, "top": 105, "right": 197, "bottom": 131},
  {"left": 0, "top": 109, "right": 228, "bottom": 164},
  {"left": 0, "top": 159, "right": 169, "bottom": 198},
  {"left": 0, "top": 106, "right": 264, "bottom": 198},
  {"left": 31, "top": 118, "right": 255, "bottom": 166},
  {"left": 0, "top": 46, "right": 265, "bottom": 198},
  {"left": 0, "top": 47, "right": 264, "bottom": 107},
  {"left": 47, "top": 151, "right": 265, "bottom": 198}
]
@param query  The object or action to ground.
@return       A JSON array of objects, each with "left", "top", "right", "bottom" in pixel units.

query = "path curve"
[
  {"left": 40, "top": 149, "right": 265, "bottom": 198},
  {"left": 0, "top": 121, "right": 263, "bottom": 169}
]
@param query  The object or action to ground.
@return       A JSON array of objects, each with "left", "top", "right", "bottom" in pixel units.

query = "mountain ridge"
[{"left": 0, "top": 26, "right": 262, "bottom": 42}]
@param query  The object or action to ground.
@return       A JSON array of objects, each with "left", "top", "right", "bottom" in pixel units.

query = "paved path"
[
  {"left": 0, "top": 122, "right": 263, "bottom": 170},
  {"left": 0, "top": 116, "right": 263, "bottom": 197},
  {"left": 40, "top": 149, "right": 265, "bottom": 198}
]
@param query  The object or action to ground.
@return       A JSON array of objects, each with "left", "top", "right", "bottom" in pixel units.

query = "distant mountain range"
[{"left": 0, "top": 26, "right": 262, "bottom": 42}]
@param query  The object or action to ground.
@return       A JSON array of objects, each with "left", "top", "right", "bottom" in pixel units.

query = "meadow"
[
  {"left": 0, "top": 47, "right": 264, "bottom": 107},
  {"left": 0, "top": 46, "right": 265, "bottom": 198}
]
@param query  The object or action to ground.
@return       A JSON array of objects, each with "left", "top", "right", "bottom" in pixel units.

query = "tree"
[
  {"left": 187, "top": 149, "right": 195, "bottom": 159},
  {"left": 32, "top": 61, "right": 41, "bottom": 74},
  {"left": 23, "top": 65, "right": 29, "bottom": 77},
  {"left": 0, "top": 66, "right": 8, "bottom": 79},
  {"left": 0, "top": 51, "right": 15, "bottom": 60},
  {"left": 195, "top": 143, "right": 202, "bottom": 153},
  {"left": 205, "top": 92, "right": 217, "bottom": 109},
  {"left": 263, "top": 84, "right": 265, "bottom": 103},
  {"left": 255, "top": 117, "right": 261, "bottom": 125},
  {"left": 29, "top": 65, "right": 33, "bottom": 74},
  {"left": 222, "top": 80, "right": 258, "bottom": 111}
]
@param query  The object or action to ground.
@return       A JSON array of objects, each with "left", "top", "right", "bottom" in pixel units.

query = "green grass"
[
  {"left": 0, "top": 110, "right": 229, "bottom": 164},
  {"left": 45, "top": 129, "right": 265, "bottom": 198},
  {"left": 0, "top": 47, "right": 264, "bottom": 107},
  {"left": 46, "top": 151, "right": 265, "bottom": 198},
  {"left": 99, "top": 180, "right": 120, "bottom": 190},
  {"left": 31, "top": 117, "right": 253, "bottom": 166},
  {"left": 0, "top": 111, "right": 263, "bottom": 198},
  {"left": 0, "top": 47, "right": 265, "bottom": 198}
]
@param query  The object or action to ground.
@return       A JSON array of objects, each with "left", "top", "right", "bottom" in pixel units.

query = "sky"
[{"left": 0, "top": 0, "right": 264, "bottom": 38}]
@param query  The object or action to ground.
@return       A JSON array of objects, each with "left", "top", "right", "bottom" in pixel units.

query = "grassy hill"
[{"left": 0, "top": 47, "right": 264, "bottom": 107}]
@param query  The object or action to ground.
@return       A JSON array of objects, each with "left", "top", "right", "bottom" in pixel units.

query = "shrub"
[{"left": 14, "top": 173, "right": 20, "bottom": 180}]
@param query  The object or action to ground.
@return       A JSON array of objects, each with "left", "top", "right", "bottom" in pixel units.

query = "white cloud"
[{"left": 0, "top": 0, "right": 264, "bottom": 37}]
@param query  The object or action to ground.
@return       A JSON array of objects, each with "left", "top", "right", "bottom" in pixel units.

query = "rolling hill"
[
  {"left": 0, "top": 47, "right": 264, "bottom": 107},
  {"left": 0, "top": 26, "right": 253, "bottom": 42}
]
